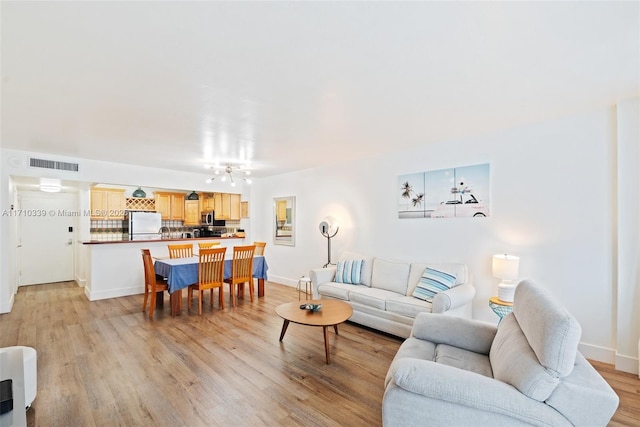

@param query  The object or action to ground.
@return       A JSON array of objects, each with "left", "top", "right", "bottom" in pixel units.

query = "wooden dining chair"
[
  {"left": 198, "top": 242, "right": 221, "bottom": 250},
  {"left": 141, "top": 249, "right": 169, "bottom": 319},
  {"left": 253, "top": 241, "right": 266, "bottom": 256},
  {"left": 224, "top": 245, "right": 256, "bottom": 307},
  {"left": 188, "top": 247, "right": 227, "bottom": 315},
  {"left": 168, "top": 243, "right": 193, "bottom": 259}
]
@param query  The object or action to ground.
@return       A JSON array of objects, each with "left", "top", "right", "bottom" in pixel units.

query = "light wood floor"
[{"left": 0, "top": 281, "right": 638, "bottom": 426}]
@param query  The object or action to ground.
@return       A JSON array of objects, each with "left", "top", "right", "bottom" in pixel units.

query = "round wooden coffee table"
[{"left": 275, "top": 299, "right": 353, "bottom": 364}]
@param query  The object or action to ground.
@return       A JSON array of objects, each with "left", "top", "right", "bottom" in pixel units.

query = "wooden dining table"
[{"left": 154, "top": 255, "right": 268, "bottom": 315}]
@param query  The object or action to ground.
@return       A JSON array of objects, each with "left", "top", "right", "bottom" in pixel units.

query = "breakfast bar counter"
[{"left": 81, "top": 237, "right": 247, "bottom": 302}]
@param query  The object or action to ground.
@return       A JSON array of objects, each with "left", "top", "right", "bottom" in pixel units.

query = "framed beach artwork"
[{"left": 398, "top": 163, "right": 490, "bottom": 219}]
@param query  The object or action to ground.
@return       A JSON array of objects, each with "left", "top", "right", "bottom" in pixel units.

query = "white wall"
[{"left": 252, "top": 103, "right": 638, "bottom": 372}]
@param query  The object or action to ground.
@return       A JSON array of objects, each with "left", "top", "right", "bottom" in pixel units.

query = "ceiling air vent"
[{"left": 29, "top": 157, "right": 79, "bottom": 172}]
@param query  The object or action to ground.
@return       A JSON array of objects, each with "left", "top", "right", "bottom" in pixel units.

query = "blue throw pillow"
[
  {"left": 412, "top": 267, "right": 457, "bottom": 302},
  {"left": 335, "top": 260, "right": 364, "bottom": 285}
]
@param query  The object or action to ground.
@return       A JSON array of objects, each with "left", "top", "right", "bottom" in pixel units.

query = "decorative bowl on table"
[{"left": 300, "top": 303, "right": 322, "bottom": 312}]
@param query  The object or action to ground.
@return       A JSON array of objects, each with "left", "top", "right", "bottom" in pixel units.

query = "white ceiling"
[{"left": 2, "top": 1, "right": 638, "bottom": 179}]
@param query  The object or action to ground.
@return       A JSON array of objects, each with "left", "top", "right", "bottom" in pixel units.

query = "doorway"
[{"left": 18, "top": 192, "right": 77, "bottom": 285}]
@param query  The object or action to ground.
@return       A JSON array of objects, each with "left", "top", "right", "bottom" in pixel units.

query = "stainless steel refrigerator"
[{"left": 124, "top": 211, "right": 162, "bottom": 241}]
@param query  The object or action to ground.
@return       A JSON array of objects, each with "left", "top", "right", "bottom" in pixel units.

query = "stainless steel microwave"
[{"left": 201, "top": 211, "right": 226, "bottom": 226}]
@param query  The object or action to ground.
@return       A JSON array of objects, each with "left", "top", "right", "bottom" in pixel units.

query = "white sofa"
[{"left": 310, "top": 251, "right": 475, "bottom": 338}]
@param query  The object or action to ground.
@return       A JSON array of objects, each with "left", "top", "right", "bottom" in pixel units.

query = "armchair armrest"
[
  {"left": 310, "top": 266, "right": 337, "bottom": 298},
  {"left": 432, "top": 283, "right": 475, "bottom": 313},
  {"left": 386, "top": 358, "right": 570, "bottom": 426},
  {"left": 411, "top": 312, "right": 497, "bottom": 355}
]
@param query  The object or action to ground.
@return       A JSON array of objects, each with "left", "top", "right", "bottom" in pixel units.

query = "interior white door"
[{"left": 18, "top": 192, "right": 76, "bottom": 285}]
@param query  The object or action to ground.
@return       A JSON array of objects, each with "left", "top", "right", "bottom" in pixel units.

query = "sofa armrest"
[
  {"left": 411, "top": 312, "right": 497, "bottom": 354},
  {"left": 387, "top": 358, "right": 570, "bottom": 426},
  {"left": 432, "top": 283, "right": 475, "bottom": 313},
  {"left": 310, "top": 267, "right": 337, "bottom": 298}
]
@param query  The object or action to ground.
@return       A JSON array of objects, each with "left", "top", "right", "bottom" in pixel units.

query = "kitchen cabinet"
[
  {"left": 229, "top": 194, "right": 241, "bottom": 220},
  {"left": 199, "top": 193, "right": 215, "bottom": 212},
  {"left": 184, "top": 200, "right": 200, "bottom": 226},
  {"left": 277, "top": 199, "right": 287, "bottom": 222},
  {"left": 90, "top": 188, "right": 125, "bottom": 219},
  {"left": 213, "top": 192, "right": 241, "bottom": 220},
  {"left": 155, "top": 192, "right": 185, "bottom": 220}
]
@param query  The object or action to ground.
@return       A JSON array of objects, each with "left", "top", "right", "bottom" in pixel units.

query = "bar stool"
[{"left": 297, "top": 276, "right": 312, "bottom": 300}]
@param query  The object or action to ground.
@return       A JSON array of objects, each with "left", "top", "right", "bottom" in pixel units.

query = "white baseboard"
[
  {"left": 86, "top": 286, "right": 143, "bottom": 301},
  {"left": 615, "top": 353, "right": 639, "bottom": 375},
  {"left": 579, "top": 342, "right": 639, "bottom": 375},
  {"left": 74, "top": 274, "right": 86, "bottom": 288},
  {"left": 578, "top": 342, "right": 616, "bottom": 364},
  {"left": 267, "top": 275, "right": 297, "bottom": 288}
]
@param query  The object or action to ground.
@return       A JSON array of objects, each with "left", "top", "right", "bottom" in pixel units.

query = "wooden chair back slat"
[
  {"left": 168, "top": 244, "right": 193, "bottom": 259},
  {"left": 198, "top": 242, "right": 221, "bottom": 250},
  {"left": 253, "top": 241, "right": 266, "bottom": 256},
  {"left": 199, "top": 247, "right": 226, "bottom": 286}
]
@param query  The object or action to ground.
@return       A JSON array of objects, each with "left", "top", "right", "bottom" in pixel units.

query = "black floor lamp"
[{"left": 319, "top": 217, "right": 339, "bottom": 268}]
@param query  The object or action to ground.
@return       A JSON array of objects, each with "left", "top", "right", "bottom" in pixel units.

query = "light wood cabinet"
[
  {"left": 155, "top": 192, "right": 185, "bottom": 220},
  {"left": 277, "top": 199, "right": 287, "bottom": 222},
  {"left": 229, "top": 194, "right": 241, "bottom": 220},
  {"left": 199, "top": 193, "right": 215, "bottom": 212},
  {"left": 184, "top": 200, "right": 200, "bottom": 226},
  {"left": 212, "top": 192, "right": 241, "bottom": 220},
  {"left": 90, "top": 188, "right": 125, "bottom": 219},
  {"left": 213, "top": 193, "right": 224, "bottom": 219}
]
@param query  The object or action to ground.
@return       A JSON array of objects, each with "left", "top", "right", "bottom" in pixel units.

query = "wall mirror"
[{"left": 273, "top": 196, "right": 295, "bottom": 246}]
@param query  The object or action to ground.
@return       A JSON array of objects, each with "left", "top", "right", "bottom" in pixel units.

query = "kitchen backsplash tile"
[{"left": 90, "top": 219, "right": 244, "bottom": 241}]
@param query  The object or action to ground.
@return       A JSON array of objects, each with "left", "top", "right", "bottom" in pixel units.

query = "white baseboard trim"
[
  {"left": 74, "top": 274, "right": 86, "bottom": 288},
  {"left": 579, "top": 342, "right": 640, "bottom": 375},
  {"left": 615, "top": 353, "right": 639, "bottom": 375},
  {"left": 86, "top": 286, "right": 143, "bottom": 301},
  {"left": 578, "top": 342, "right": 616, "bottom": 364},
  {"left": 0, "top": 292, "right": 15, "bottom": 314},
  {"left": 267, "top": 275, "right": 297, "bottom": 288}
]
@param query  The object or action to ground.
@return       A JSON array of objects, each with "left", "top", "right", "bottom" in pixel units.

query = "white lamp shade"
[{"left": 492, "top": 254, "right": 520, "bottom": 282}]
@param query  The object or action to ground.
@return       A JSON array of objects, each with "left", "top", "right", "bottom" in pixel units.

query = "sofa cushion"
[
  {"left": 339, "top": 251, "right": 374, "bottom": 287},
  {"left": 349, "top": 287, "right": 398, "bottom": 311},
  {"left": 371, "top": 258, "right": 410, "bottom": 294},
  {"left": 512, "top": 280, "right": 581, "bottom": 377},
  {"left": 412, "top": 267, "right": 457, "bottom": 302},
  {"left": 489, "top": 312, "right": 560, "bottom": 401},
  {"left": 317, "top": 282, "right": 354, "bottom": 300},
  {"left": 435, "top": 344, "right": 493, "bottom": 378},
  {"left": 386, "top": 295, "right": 432, "bottom": 318},
  {"left": 335, "top": 259, "right": 364, "bottom": 284}
]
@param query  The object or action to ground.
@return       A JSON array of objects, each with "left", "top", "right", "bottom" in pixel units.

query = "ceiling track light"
[{"left": 206, "top": 164, "right": 252, "bottom": 186}]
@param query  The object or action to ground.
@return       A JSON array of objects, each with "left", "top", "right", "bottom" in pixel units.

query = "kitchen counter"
[
  {"left": 81, "top": 237, "right": 247, "bottom": 301},
  {"left": 83, "top": 236, "right": 244, "bottom": 245}
]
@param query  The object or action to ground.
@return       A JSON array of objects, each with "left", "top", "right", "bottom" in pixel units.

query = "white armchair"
[{"left": 383, "top": 281, "right": 619, "bottom": 426}]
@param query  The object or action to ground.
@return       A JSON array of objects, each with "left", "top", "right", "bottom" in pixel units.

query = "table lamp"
[{"left": 493, "top": 254, "right": 520, "bottom": 302}]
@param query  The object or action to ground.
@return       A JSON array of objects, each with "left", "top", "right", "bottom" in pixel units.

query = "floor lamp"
[{"left": 319, "top": 217, "right": 339, "bottom": 268}]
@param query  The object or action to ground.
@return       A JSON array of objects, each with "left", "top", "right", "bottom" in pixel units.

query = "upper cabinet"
[
  {"left": 90, "top": 188, "right": 125, "bottom": 219},
  {"left": 213, "top": 192, "right": 241, "bottom": 220},
  {"left": 199, "top": 193, "right": 215, "bottom": 212},
  {"left": 155, "top": 192, "right": 185, "bottom": 220},
  {"left": 184, "top": 200, "right": 200, "bottom": 226}
]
